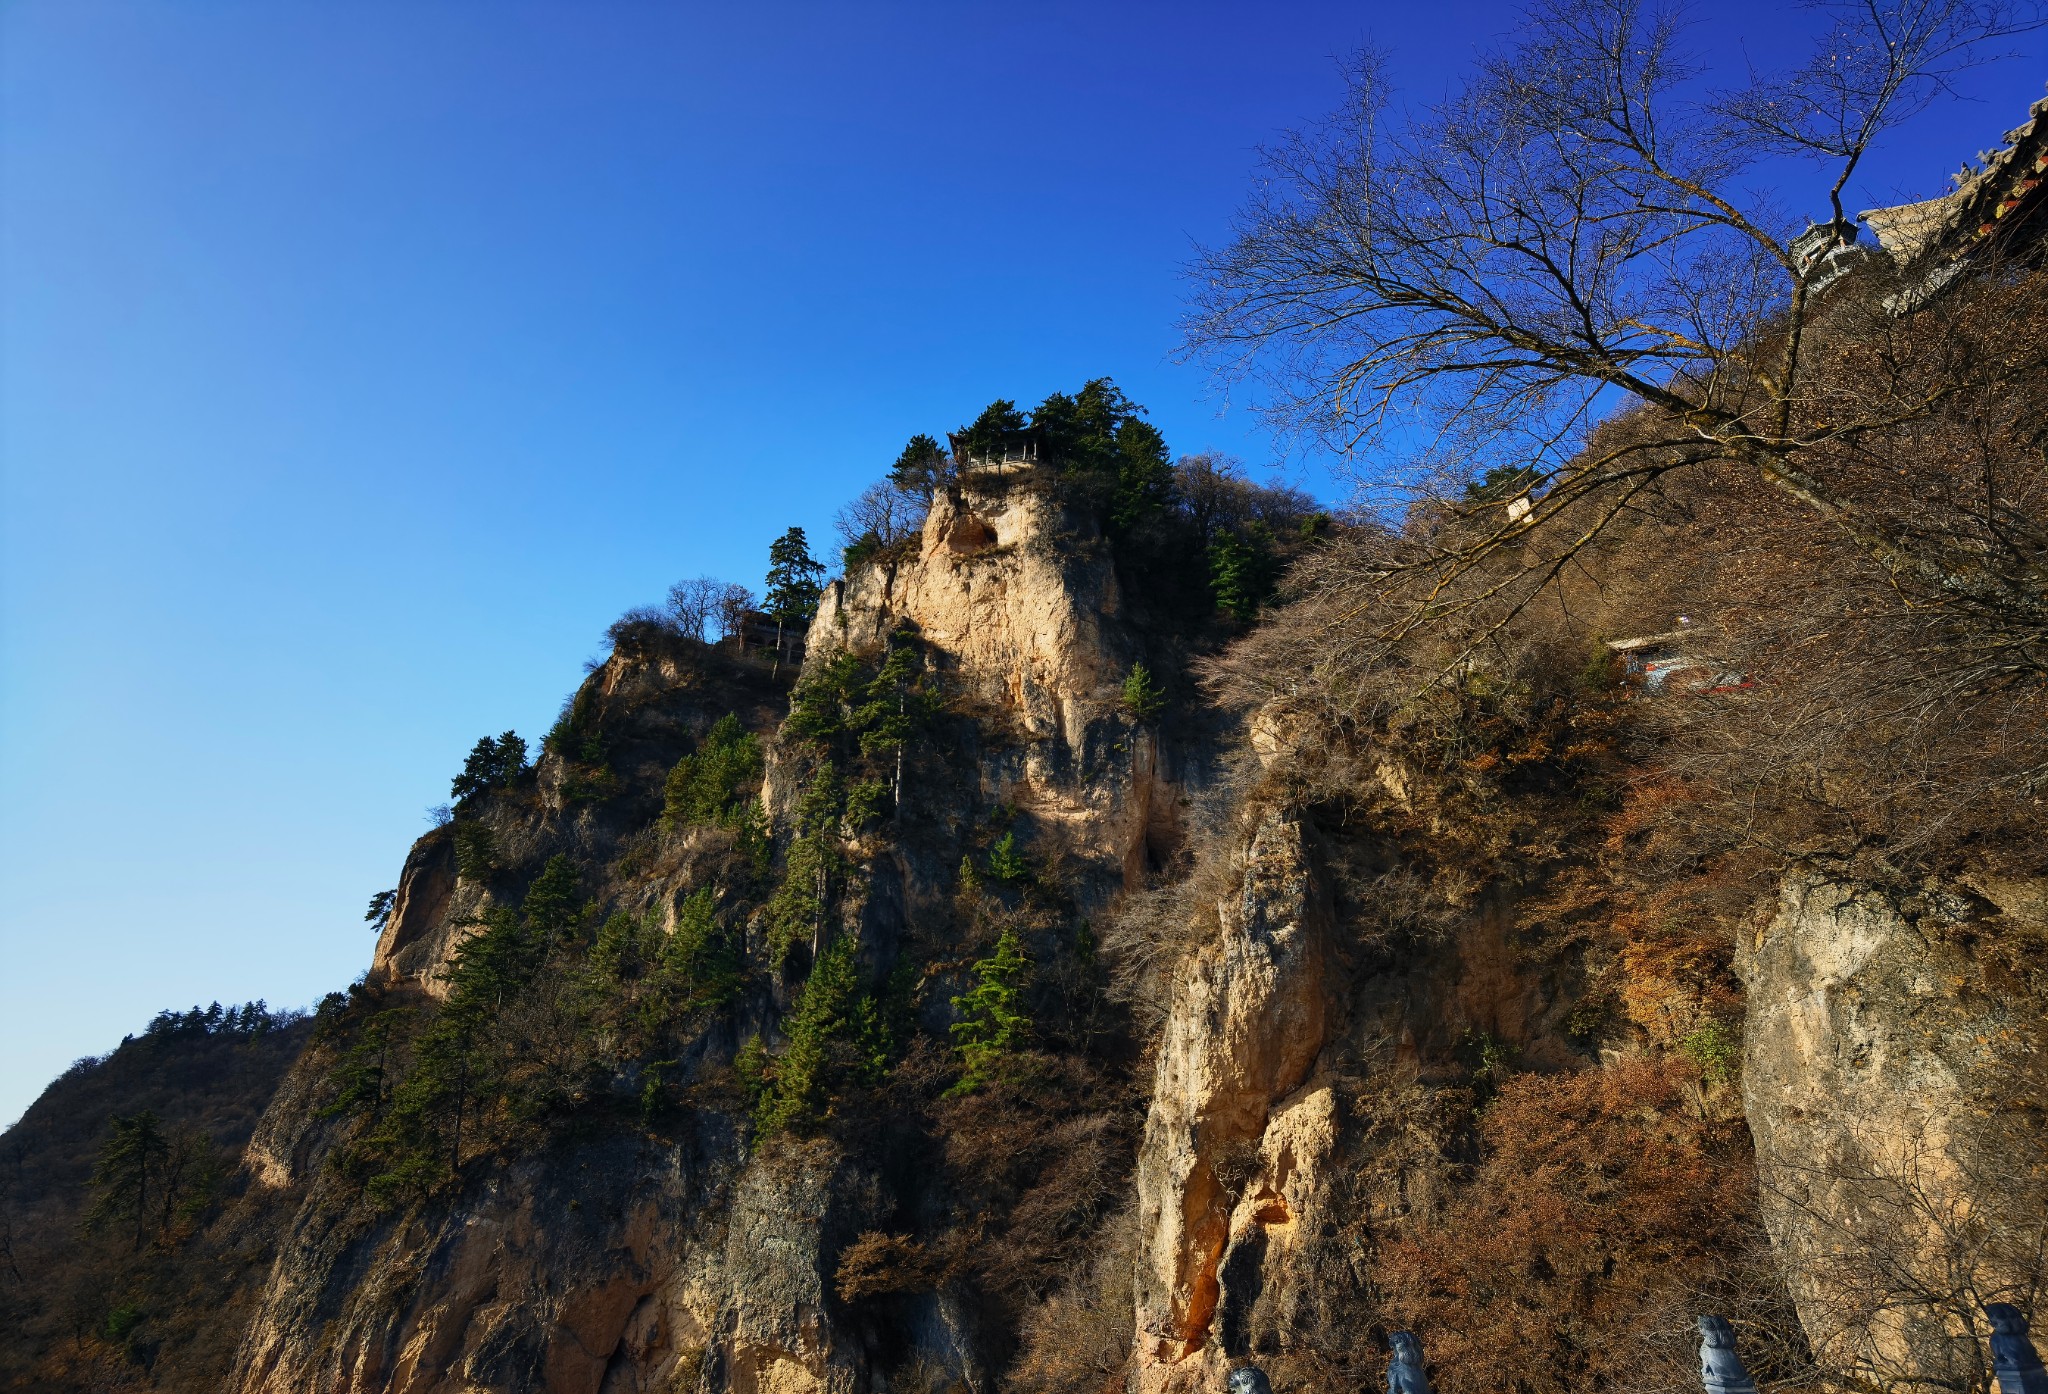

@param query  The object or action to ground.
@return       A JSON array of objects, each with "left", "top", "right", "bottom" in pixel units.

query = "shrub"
[
  {"left": 604, "top": 606, "right": 678, "bottom": 657},
  {"left": 1680, "top": 1019, "right": 1742, "bottom": 1085},
  {"left": 1120, "top": 664, "right": 1167, "bottom": 721},
  {"left": 543, "top": 686, "right": 606, "bottom": 765},
  {"left": 1375, "top": 1060, "right": 1758, "bottom": 1394}
]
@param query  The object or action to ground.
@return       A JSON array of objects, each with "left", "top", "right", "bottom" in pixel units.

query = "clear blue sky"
[{"left": 2, "top": 1, "right": 2040, "bottom": 1125}]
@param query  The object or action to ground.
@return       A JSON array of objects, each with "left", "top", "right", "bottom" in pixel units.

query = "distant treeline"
[{"left": 140, "top": 1001, "right": 303, "bottom": 1042}]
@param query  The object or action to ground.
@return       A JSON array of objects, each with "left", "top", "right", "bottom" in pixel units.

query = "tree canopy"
[{"left": 764, "top": 527, "right": 826, "bottom": 627}]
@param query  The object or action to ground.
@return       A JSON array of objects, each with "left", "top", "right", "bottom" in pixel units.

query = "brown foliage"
[
  {"left": 836, "top": 1231, "right": 939, "bottom": 1302},
  {"left": 1375, "top": 1059, "right": 1761, "bottom": 1394}
]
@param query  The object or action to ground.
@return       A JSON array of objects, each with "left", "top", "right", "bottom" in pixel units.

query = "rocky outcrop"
[
  {"left": 230, "top": 1125, "right": 900, "bottom": 1394},
  {"left": 804, "top": 473, "right": 1187, "bottom": 905},
  {"left": 235, "top": 1130, "right": 720, "bottom": 1394},
  {"left": 1740, "top": 872, "right": 2048, "bottom": 1391},
  {"left": 1132, "top": 810, "right": 1331, "bottom": 1394},
  {"left": 368, "top": 639, "right": 789, "bottom": 998}
]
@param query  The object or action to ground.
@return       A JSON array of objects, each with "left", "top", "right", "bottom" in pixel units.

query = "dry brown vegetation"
[
  {"left": 0, "top": 1018, "right": 312, "bottom": 1392},
  {"left": 1061, "top": 227, "right": 2048, "bottom": 1390}
]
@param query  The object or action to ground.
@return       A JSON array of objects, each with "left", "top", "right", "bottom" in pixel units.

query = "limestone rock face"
[
  {"left": 230, "top": 1125, "right": 896, "bottom": 1394},
  {"left": 802, "top": 476, "right": 1183, "bottom": 903},
  {"left": 224, "top": 474, "right": 1213, "bottom": 1394},
  {"left": 1739, "top": 873, "right": 2047, "bottom": 1390},
  {"left": 1132, "top": 810, "right": 1331, "bottom": 1394}
]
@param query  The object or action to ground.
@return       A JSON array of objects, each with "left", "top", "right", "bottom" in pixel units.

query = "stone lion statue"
[
  {"left": 1697, "top": 1315, "right": 1759, "bottom": 1394},
  {"left": 1986, "top": 1304, "right": 2048, "bottom": 1394},
  {"left": 1387, "top": 1331, "right": 1432, "bottom": 1394},
  {"left": 1226, "top": 1366, "right": 1272, "bottom": 1394}
]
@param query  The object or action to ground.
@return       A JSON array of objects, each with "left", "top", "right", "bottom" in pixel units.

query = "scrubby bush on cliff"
[{"left": 1370, "top": 1060, "right": 1787, "bottom": 1394}]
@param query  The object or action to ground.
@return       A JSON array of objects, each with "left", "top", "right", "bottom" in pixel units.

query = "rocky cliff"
[
  {"left": 1740, "top": 873, "right": 2048, "bottom": 1391},
  {"left": 214, "top": 462, "right": 1223, "bottom": 1394},
  {"left": 11, "top": 434, "right": 2048, "bottom": 1394}
]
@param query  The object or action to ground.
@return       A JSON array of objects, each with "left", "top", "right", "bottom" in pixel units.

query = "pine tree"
[
  {"left": 985, "top": 831, "right": 1029, "bottom": 884},
  {"left": 764, "top": 527, "right": 826, "bottom": 671},
  {"left": 754, "top": 934, "right": 865, "bottom": 1136},
  {"left": 949, "top": 926, "right": 1031, "bottom": 1094},
  {"left": 1120, "top": 663, "right": 1168, "bottom": 722},
  {"left": 853, "top": 633, "right": 938, "bottom": 810},
  {"left": 953, "top": 399, "right": 1027, "bottom": 464},
  {"left": 451, "top": 731, "right": 528, "bottom": 803},
  {"left": 661, "top": 714, "right": 764, "bottom": 830},
  {"left": 888, "top": 433, "right": 952, "bottom": 501},
  {"left": 1208, "top": 523, "right": 1280, "bottom": 622},
  {"left": 85, "top": 1111, "right": 169, "bottom": 1252}
]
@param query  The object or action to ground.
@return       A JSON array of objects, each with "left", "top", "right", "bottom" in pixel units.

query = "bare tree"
[
  {"left": 715, "top": 582, "right": 757, "bottom": 644},
  {"left": 1185, "top": 0, "right": 2048, "bottom": 651},
  {"left": 666, "top": 576, "right": 722, "bottom": 642},
  {"left": 834, "top": 479, "right": 927, "bottom": 554},
  {"left": 1174, "top": 452, "right": 1319, "bottom": 545},
  {"left": 1755, "top": 1122, "right": 2048, "bottom": 1393}
]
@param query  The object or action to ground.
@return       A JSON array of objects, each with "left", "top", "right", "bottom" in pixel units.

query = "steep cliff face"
[
  {"left": 1740, "top": 872, "right": 2048, "bottom": 1391},
  {"left": 1131, "top": 810, "right": 1328, "bottom": 1392},
  {"left": 221, "top": 468, "right": 1212, "bottom": 1394}
]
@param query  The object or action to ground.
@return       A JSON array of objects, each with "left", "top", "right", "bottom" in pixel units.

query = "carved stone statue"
[
  {"left": 1387, "top": 1331, "right": 1433, "bottom": 1394},
  {"left": 1226, "top": 1366, "right": 1272, "bottom": 1394},
  {"left": 1697, "top": 1315, "right": 1759, "bottom": 1394},
  {"left": 1987, "top": 1304, "right": 2048, "bottom": 1394}
]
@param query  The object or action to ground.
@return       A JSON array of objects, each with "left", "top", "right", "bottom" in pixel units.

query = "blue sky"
[{"left": 1, "top": 1, "right": 2041, "bottom": 1125}]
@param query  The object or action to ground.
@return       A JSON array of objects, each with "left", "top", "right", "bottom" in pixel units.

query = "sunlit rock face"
[{"left": 1740, "top": 872, "right": 2048, "bottom": 1392}]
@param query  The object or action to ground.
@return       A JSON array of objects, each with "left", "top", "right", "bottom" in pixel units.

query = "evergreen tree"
[
  {"left": 754, "top": 933, "right": 865, "bottom": 1136},
  {"left": 852, "top": 632, "right": 939, "bottom": 809},
  {"left": 949, "top": 926, "right": 1031, "bottom": 1094},
  {"left": 1031, "top": 378, "right": 1176, "bottom": 535},
  {"left": 888, "top": 433, "right": 952, "bottom": 500},
  {"left": 764, "top": 527, "right": 826, "bottom": 669},
  {"left": 953, "top": 399, "right": 1027, "bottom": 464},
  {"left": 767, "top": 764, "right": 844, "bottom": 963},
  {"left": 985, "top": 831, "right": 1029, "bottom": 884},
  {"left": 1121, "top": 663, "right": 1168, "bottom": 722},
  {"left": 1110, "top": 416, "right": 1175, "bottom": 535},
  {"left": 661, "top": 714, "right": 764, "bottom": 830},
  {"left": 85, "top": 1111, "right": 169, "bottom": 1252},
  {"left": 661, "top": 886, "right": 741, "bottom": 1009},
  {"left": 451, "top": 731, "right": 528, "bottom": 803},
  {"left": 1208, "top": 523, "right": 1281, "bottom": 622},
  {"left": 365, "top": 889, "right": 398, "bottom": 933},
  {"left": 764, "top": 527, "right": 825, "bottom": 626}
]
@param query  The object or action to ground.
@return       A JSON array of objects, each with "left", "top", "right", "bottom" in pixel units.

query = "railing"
[{"left": 1222, "top": 1306, "right": 2048, "bottom": 1394}]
